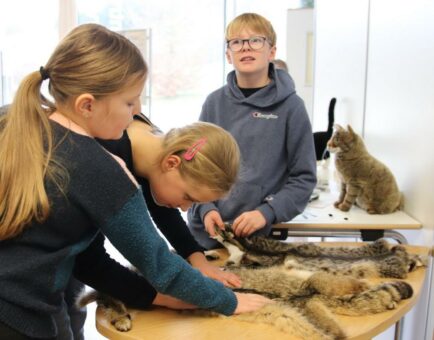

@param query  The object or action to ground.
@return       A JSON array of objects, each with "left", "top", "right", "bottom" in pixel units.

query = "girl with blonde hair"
[{"left": 0, "top": 23, "right": 270, "bottom": 339}]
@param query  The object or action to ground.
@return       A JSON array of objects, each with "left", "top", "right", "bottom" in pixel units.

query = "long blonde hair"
[
  {"left": 159, "top": 122, "right": 240, "bottom": 194},
  {"left": 0, "top": 24, "right": 147, "bottom": 240}
]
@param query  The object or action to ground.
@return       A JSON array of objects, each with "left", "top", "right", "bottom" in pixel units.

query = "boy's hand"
[
  {"left": 232, "top": 210, "right": 266, "bottom": 237},
  {"left": 203, "top": 210, "right": 224, "bottom": 237}
]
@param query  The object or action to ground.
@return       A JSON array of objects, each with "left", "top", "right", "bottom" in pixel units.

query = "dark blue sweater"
[{"left": 0, "top": 121, "right": 236, "bottom": 338}]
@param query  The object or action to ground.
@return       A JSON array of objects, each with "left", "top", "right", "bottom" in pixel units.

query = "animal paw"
[
  {"left": 387, "top": 301, "right": 398, "bottom": 310},
  {"left": 112, "top": 315, "right": 132, "bottom": 332},
  {"left": 337, "top": 203, "right": 350, "bottom": 212}
]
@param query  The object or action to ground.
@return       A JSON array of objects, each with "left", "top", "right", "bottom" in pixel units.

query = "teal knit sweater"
[{"left": 0, "top": 122, "right": 236, "bottom": 338}]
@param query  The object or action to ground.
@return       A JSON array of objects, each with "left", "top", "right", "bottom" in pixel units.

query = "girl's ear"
[
  {"left": 75, "top": 94, "right": 95, "bottom": 118},
  {"left": 162, "top": 155, "right": 181, "bottom": 171}
]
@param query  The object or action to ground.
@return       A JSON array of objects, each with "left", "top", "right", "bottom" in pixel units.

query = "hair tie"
[
  {"left": 183, "top": 138, "right": 207, "bottom": 161},
  {"left": 39, "top": 66, "right": 50, "bottom": 81}
]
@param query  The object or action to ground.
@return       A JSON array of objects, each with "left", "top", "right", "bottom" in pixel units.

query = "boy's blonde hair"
[
  {"left": 225, "top": 13, "right": 276, "bottom": 47},
  {"left": 159, "top": 122, "right": 240, "bottom": 194},
  {"left": 0, "top": 23, "right": 147, "bottom": 240}
]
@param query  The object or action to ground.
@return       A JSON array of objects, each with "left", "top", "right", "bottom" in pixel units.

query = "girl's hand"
[
  {"left": 189, "top": 252, "right": 241, "bottom": 288},
  {"left": 232, "top": 210, "right": 266, "bottom": 237},
  {"left": 233, "top": 292, "right": 273, "bottom": 314}
]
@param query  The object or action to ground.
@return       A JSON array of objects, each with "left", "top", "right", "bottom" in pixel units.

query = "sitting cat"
[{"left": 327, "top": 124, "right": 402, "bottom": 214}]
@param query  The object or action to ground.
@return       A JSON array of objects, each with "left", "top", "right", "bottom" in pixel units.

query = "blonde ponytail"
[
  {"left": 0, "top": 23, "right": 147, "bottom": 240},
  {"left": 0, "top": 71, "right": 56, "bottom": 239}
]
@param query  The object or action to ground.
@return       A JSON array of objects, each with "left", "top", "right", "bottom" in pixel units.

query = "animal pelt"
[
  {"left": 327, "top": 124, "right": 402, "bottom": 214},
  {"left": 197, "top": 224, "right": 424, "bottom": 339},
  {"left": 212, "top": 225, "right": 425, "bottom": 279},
  {"left": 77, "top": 226, "right": 425, "bottom": 339}
]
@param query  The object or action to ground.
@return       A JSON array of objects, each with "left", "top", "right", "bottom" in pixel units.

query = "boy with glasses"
[{"left": 188, "top": 13, "right": 317, "bottom": 249}]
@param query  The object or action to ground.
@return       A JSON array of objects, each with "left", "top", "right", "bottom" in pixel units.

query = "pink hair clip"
[{"left": 183, "top": 137, "right": 207, "bottom": 161}]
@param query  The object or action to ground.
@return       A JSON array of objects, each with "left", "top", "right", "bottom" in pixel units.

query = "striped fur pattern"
[
  {"left": 202, "top": 224, "right": 424, "bottom": 339},
  {"left": 327, "top": 124, "right": 402, "bottom": 214},
  {"left": 77, "top": 224, "right": 424, "bottom": 338}
]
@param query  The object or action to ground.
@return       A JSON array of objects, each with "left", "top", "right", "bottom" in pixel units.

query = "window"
[
  {"left": 76, "top": 0, "right": 225, "bottom": 132},
  {"left": 0, "top": 0, "right": 58, "bottom": 105}
]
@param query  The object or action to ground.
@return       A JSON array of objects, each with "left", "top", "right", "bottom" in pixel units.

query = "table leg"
[{"left": 394, "top": 317, "right": 404, "bottom": 340}]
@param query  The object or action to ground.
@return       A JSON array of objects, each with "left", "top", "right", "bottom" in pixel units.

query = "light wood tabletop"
[{"left": 96, "top": 243, "right": 430, "bottom": 340}]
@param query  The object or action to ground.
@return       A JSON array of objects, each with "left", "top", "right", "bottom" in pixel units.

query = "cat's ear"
[
  {"left": 334, "top": 123, "right": 343, "bottom": 131},
  {"left": 347, "top": 125, "right": 355, "bottom": 136}
]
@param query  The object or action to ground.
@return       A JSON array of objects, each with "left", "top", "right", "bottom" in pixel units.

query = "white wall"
[
  {"left": 313, "top": 0, "right": 369, "bottom": 134},
  {"left": 313, "top": 0, "right": 434, "bottom": 339},
  {"left": 286, "top": 8, "right": 314, "bottom": 120}
]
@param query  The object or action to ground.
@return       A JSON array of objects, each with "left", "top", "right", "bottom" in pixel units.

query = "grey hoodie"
[{"left": 187, "top": 64, "right": 316, "bottom": 249}]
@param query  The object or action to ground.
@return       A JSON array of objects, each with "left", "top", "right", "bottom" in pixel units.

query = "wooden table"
[
  {"left": 270, "top": 191, "right": 421, "bottom": 244},
  {"left": 96, "top": 244, "right": 430, "bottom": 340}
]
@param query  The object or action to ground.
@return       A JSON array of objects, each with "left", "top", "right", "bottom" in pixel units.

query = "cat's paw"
[
  {"left": 386, "top": 301, "right": 398, "bottom": 310},
  {"left": 337, "top": 203, "right": 351, "bottom": 212},
  {"left": 112, "top": 314, "right": 132, "bottom": 332},
  {"left": 333, "top": 201, "right": 341, "bottom": 208}
]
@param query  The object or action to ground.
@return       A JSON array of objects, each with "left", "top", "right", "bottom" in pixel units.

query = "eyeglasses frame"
[{"left": 226, "top": 36, "right": 269, "bottom": 52}]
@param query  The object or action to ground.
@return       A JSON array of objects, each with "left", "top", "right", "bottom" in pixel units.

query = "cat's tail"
[
  {"left": 398, "top": 193, "right": 405, "bottom": 210},
  {"left": 326, "top": 98, "right": 337, "bottom": 136},
  {"left": 75, "top": 289, "right": 99, "bottom": 308}
]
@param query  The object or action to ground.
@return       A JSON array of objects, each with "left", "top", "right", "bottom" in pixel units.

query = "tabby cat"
[
  {"left": 78, "top": 223, "right": 425, "bottom": 339},
  {"left": 327, "top": 124, "right": 402, "bottom": 214}
]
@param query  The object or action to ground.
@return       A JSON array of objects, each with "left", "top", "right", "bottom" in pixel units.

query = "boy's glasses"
[{"left": 226, "top": 36, "right": 268, "bottom": 52}]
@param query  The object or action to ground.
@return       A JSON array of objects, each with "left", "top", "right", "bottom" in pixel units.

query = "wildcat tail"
[{"left": 75, "top": 289, "right": 99, "bottom": 308}]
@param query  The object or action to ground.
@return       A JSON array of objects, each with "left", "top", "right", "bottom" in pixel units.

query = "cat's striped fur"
[{"left": 77, "top": 224, "right": 424, "bottom": 339}]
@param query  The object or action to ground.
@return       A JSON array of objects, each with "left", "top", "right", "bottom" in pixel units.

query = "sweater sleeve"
[
  {"left": 73, "top": 232, "right": 157, "bottom": 309},
  {"left": 137, "top": 176, "right": 205, "bottom": 257},
  {"left": 257, "top": 101, "right": 317, "bottom": 224},
  {"left": 100, "top": 189, "right": 237, "bottom": 316}
]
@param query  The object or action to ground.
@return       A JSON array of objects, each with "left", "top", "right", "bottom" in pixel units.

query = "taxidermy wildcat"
[
  {"left": 327, "top": 124, "right": 402, "bottom": 214},
  {"left": 211, "top": 224, "right": 425, "bottom": 280},
  {"left": 202, "top": 224, "right": 423, "bottom": 339},
  {"left": 313, "top": 97, "right": 336, "bottom": 160},
  {"left": 77, "top": 223, "right": 425, "bottom": 339}
]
